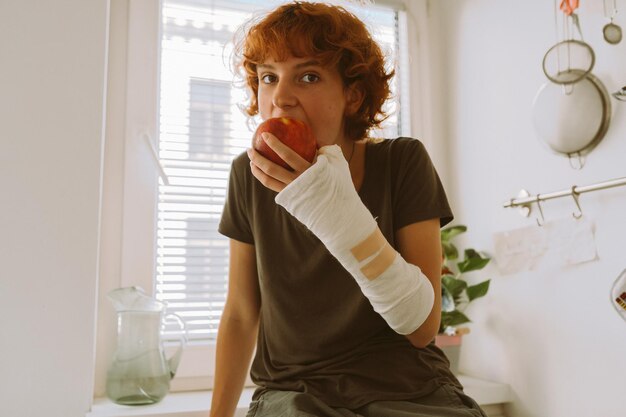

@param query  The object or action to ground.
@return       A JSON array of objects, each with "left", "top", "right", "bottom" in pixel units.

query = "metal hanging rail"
[{"left": 503, "top": 176, "right": 626, "bottom": 222}]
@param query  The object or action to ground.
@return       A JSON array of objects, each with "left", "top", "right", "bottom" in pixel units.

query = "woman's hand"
[{"left": 247, "top": 132, "right": 315, "bottom": 192}]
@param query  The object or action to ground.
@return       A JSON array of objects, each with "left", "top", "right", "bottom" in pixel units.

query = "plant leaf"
[
  {"left": 457, "top": 249, "right": 490, "bottom": 273},
  {"left": 441, "top": 310, "right": 471, "bottom": 328},
  {"left": 442, "top": 242, "right": 459, "bottom": 261},
  {"left": 441, "top": 225, "right": 467, "bottom": 242},
  {"left": 467, "top": 280, "right": 490, "bottom": 301},
  {"left": 442, "top": 275, "right": 467, "bottom": 299}
]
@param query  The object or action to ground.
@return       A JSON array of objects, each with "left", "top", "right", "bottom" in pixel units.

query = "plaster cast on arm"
[{"left": 275, "top": 145, "right": 434, "bottom": 334}]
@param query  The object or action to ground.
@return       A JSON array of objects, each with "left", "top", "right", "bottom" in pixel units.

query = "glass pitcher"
[{"left": 106, "top": 286, "right": 187, "bottom": 405}]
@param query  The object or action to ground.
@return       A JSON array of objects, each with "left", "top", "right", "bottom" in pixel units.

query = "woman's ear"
[{"left": 345, "top": 83, "right": 364, "bottom": 115}]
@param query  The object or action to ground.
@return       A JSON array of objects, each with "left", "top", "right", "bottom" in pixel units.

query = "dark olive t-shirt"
[{"left": 218, "top": 137, "right": 460, "bottom": 409}]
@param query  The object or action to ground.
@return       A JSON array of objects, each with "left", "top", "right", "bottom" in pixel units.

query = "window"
[
  {"left": 97, "top": 0, "right": 435, "bottom": 398},
  {"left": 157, "top": 77, "right": 233, "bottom": 343},
  {"left": 156, "top": 0, "right": 410, "bottom": 349}
]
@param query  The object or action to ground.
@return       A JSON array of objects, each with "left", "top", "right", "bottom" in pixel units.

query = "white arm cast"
[{"left": 275, "top": 145, "right": 434, "bottom": 334}]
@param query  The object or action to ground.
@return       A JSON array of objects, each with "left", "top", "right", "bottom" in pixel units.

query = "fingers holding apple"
[
  {"left": 258, "top": 131, "right": 316, "bottom": 174},
  {"left": 252, "top": 117, "right": 317, "bottom": 171},
  {"left": 247, "top": 139, "right": 300, "bottom": 193},
  {"left": 249, "top": 117, "right": 318, "bottom": 192}
]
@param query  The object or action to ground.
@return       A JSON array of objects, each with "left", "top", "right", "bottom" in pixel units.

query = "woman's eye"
[
  {"left": 260, "top": 74, "right": 276, "bottom": 84},
  {"left": 301, "top": 73, "right": 319, "bottom": 83}
]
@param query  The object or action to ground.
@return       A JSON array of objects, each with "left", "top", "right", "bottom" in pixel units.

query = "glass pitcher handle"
[{"left": 164, "top": 313, "right": 188, "bottom": 378}]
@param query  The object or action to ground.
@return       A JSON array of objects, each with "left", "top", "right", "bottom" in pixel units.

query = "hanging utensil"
[
  {"left": 543, "top": 1, "right": 595, "bottom": 86},
  {"left": 603, "top": 0, "right": 623, "bottom": 44},
  {"left": 531, "top": 72, "right": 611, "bottom": 168},
  {"left": 611, "top": 269, "right": 626, "bottom": 324}
]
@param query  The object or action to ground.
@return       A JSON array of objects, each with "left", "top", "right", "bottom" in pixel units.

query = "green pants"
[{"left": 246, "top": 385, "right": 488, "bottom": 417}]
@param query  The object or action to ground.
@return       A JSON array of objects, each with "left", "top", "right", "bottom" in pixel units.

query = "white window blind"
[{"left": 156, "top": 0, "right": 410, "bottom": 344}]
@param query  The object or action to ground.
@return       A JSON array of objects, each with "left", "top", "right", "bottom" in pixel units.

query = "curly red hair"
[{"left": 234, "top": 1, "right": 394, "bottom": 140}]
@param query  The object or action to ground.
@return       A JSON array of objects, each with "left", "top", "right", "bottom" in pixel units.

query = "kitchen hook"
[
  {"left": 568, "top": 151, "right": 585, "bottom": 170},
  {"left": 613, "top": 86, "right": 626, "bottom": 101},
  {"left": 536, "top": 198, "right": 546, "bottom": 226},
  {"left": 571, "top": 186, "right": 583, "bottom": 218}
]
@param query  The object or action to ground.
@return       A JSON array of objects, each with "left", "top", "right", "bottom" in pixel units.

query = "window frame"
[{"left": 99, "top": 0, "right": 435, "bottom": 393}]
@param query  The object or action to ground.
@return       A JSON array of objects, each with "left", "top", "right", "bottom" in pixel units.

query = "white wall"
[
  {"left": 3, "top": 0, "right": 625, "bottom": 416},
  {"left": 0, "top": 0, "right": 109, "bottom": 416},
  {"left": 426, "top": 1, "right": 626, "bottom": 416}
]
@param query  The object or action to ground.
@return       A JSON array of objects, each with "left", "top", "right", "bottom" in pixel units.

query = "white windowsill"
[{"left": 87, "top": 375, "right": 512, "bottom": 417}]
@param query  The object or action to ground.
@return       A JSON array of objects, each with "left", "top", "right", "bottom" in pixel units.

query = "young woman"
[{"left": 212, "top": 2, "right": 486, "bottom": 417}]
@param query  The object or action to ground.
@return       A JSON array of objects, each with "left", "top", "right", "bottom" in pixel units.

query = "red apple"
[{"left": 252, "top": 117, "right": 317, "bottom": 170}]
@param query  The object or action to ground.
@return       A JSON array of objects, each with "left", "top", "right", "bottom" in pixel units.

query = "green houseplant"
[
  {"left": 436, "top": 225, "right": 491, "bottom": 373},
  {"left": 439, "top": 225, "right": 491, "bottom": 335}
]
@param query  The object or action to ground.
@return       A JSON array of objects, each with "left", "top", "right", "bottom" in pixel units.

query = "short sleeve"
[
  {"left": 391, "top": 138, "right": 453, "bottom": 229},
  {"left": 218, "top": 153, "right": 254, "bottom": 244}
]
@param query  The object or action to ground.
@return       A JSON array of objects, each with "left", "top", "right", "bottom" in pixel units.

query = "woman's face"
[{"left": 256, "top": 55, "right": 359, "bottom": 148}]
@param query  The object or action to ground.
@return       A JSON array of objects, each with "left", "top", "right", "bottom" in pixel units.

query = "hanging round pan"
[{"left": 532, "top": 71, "right": 611, "bottom": 159}]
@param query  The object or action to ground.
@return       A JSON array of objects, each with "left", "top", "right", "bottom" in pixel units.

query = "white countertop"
[{"left": 88, "top": 374, "right": 512, "bottom": 417}]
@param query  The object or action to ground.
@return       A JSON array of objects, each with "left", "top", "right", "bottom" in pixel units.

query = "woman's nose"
[{"left": 272, "top": 80, "right": 297, "bottom": 108}]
